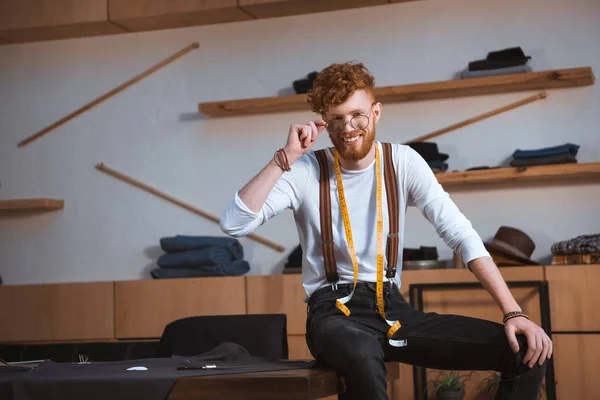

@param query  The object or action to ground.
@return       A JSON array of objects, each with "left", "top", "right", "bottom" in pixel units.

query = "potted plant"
[
  {"left": 431, "top": 370, "right": 471, "bottom": 400},
  {"left": 475, "top": 372, "right": 500, "bottom": 400}
]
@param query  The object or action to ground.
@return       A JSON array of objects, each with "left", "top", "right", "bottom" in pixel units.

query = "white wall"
[{"left": 1, "top": 0, "right": 599, "bottom": 285}]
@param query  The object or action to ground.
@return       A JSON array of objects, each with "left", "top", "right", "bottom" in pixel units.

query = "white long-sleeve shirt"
[{"left": 220, "top": 142, "right": 490, "bottom": 298}]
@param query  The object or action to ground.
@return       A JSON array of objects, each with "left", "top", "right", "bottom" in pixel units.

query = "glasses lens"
[
  {"left": 352, "top": 115, "right": 369, "bottom": 130},
  {"left": 328, "top": 120, "right": 344, "bottom": 132}
]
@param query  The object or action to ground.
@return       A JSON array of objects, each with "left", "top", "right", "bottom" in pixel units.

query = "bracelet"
[
  {"left": 503, "top": 311, "right": 529, "bottom": 324},
  {"left": 273, "top": 148, "right": 291, "bottom": 172}
]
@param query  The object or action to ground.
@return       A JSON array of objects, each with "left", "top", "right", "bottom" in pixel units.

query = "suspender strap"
[
  {"left": 315, "top": 149, "right": 339, "bottom": 284},
  {"left": 382, "top": 143, "right": 400, "bottom": 279}
]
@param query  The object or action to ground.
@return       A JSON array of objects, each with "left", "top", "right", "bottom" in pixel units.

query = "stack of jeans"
[
  {"left": 508, "top": 143, "right": 580, "bottom": 167},
  {"left": 150, "top": 235, "right": 249, "bottom": 279}
]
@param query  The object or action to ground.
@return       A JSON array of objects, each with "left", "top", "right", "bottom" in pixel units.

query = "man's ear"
[{"left": 373, "top": 101, "right": 382, "bottom": 124}]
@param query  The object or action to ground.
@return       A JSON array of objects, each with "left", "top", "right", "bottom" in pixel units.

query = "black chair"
[
  {"left": 0, "top": 344, "right": 27, "bottom": 362},
  {"left": 155, "top": 314, "right": 288, "bottom": 360}
]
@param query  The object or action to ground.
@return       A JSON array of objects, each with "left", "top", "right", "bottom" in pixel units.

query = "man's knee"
[{"left": 504, "top": 334, "right": 548, "bottom": 378}]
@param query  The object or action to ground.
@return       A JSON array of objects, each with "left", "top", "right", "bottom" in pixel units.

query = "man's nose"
[{"left": 343, "top": 121, "right": 354, "bottom": 133}]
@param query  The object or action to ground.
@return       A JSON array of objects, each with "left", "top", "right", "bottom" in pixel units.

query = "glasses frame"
[{"left": 325, "top": 101, "right": 378, "bottom": 133}]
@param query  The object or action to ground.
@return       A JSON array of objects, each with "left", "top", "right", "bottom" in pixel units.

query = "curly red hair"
[{"left": 307, "top": 62, "right": 376, "bottom": 116}]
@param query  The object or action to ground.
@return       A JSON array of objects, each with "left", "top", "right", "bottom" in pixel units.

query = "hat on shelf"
[
  {"left": 407, "top": 142, "right": 449, "bottom": 162},
  {"left": 484, "top": 226, "right": 539, "bottom": 265}
]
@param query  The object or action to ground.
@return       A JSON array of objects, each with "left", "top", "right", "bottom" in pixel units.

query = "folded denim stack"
[
  {"left": 551, "top": 233, "right": 600, "bottom": 265},
  {"left": 508, "top": 143, "right": 580, "bottom": 167},
  {"left": 458, "top": 46, "right": 532, "bottom": 79},
  {"left": 150, "top": 235, "right": 249, "bottom": 279}
]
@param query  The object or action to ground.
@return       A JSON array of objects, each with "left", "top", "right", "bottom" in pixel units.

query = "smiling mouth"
[{"left": 342, "top": 135, "right": 362, "bottom": 143}]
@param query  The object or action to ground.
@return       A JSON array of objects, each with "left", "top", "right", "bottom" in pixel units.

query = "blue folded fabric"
[
  {"left": 509, "top": 152, "right": 577, "bottom": 167},
  {"left": 512, "top": 143, "right": 580, "bottom": 159},
  {"left": 158, "top": 246, "right": 242, "bottom": 269},
  {"left": 160, "top": 235, "right": 243, "bottom": 258},
  {"left": 150, "top": 260, "right": 250, "bottom": 279}
]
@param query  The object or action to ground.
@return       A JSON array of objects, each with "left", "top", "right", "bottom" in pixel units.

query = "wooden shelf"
[
  {"left": 0, "top": 198, "right": 64, "bottom": 213},
  {"left": 197, "top": 66, "right": 595, "bottom": 116},
  {"left": 436, "top": 162, "right": 600, "bottom": 188}
]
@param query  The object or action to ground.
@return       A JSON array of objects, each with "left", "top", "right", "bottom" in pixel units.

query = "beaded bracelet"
[{"left": 503, "top": 311, "right": 530, "bottom": 324}]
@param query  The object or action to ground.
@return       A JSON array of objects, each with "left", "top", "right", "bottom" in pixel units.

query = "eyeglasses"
[
  {"left": 326, "top": 114, "right": 370, "bottom": 133},
  {"left": 326, "top": 102, "right": 376, "bottom": 134}
]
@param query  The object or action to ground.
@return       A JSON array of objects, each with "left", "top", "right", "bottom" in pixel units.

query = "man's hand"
[
  {"left": 284, "top": 120, "right": 327, "bottom": 164},
  {"left": 504, "top": 316, "right": 553, "bottom": 368}
]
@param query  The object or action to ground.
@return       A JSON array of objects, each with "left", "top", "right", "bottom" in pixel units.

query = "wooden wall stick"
[
  {"left": 95, "top": 163, "right": 285, "bottom": 253},
  {"left": 403, "top": 91, "right": 547, "bottom": 145},
  {"left": 18, "top": 42, "right": 200, "bottom": 148}
]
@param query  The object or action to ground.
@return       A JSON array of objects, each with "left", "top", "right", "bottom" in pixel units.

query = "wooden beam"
[
  {"left": 96, "top": 163, "right": 285, "bottom": 253},
  {"left": 198, "top": 67, "right": 595, "bottom": 117},
  {"left": 18, "top": 42, "right": 200, "bottom": 148},
  {"left": 404, "top": 92, "right": 546, "bottom": 144}
]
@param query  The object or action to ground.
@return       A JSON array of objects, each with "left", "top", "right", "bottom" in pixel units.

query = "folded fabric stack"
[
  {"left": 508, "top": 143, "right": 579, "bottom": 167},
  {"left": 551, "top": 233, "right": 600, "bottom": 265},
  {"left": 293, "top": 71, "right": 318, "bottom": 94},
  {"left": 150, "top": 235, "right": 250, "bottom": 279},
  {"left": 407, "top": 142, "right": 449, "bottom": 173},
  {"left": 458, "top": 46, "right": 532, "bottom": 79},
  {"left": 282, "top": 245, "right": 302, "bottom": 274}
]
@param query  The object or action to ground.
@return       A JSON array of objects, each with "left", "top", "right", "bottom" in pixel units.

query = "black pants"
[{"left": 305, "top": 281, "right": 547, "bottom": 400}]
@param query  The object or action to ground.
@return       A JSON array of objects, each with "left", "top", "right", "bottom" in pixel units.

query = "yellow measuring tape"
[{"left": 333, "top": 145, "right": 402, "bottom": 343}]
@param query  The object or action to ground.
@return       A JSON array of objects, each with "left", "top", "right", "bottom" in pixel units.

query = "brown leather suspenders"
[
  {"left": 381, "top": 142, "right": 399, "bottom": 279},
  {"left": 315, "top": 149, "right": 339, "bottom": 285},
  {"left": 315, "top": 143, "right": 400, "bottom": 286}
]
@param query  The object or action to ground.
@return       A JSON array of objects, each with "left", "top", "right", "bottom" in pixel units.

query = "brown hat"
[{"left": 484, "top": 226, "right": 539, "bottom": 265}]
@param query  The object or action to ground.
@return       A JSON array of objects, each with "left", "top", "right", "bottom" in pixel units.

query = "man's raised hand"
[{"left": 284, "top": 120, "right": 327, "bottom": 163}]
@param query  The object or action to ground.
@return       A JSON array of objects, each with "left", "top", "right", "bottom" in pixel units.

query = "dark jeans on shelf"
[{"left": 305, "top": 281, "right": 547, "bottom": 400}]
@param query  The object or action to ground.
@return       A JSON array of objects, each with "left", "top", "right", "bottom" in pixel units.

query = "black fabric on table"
[
  {"left": 1, "top": 368, "right": 28, "bottom": 400},
  {"left": 5, "top": 343, "right": 314, "bottom": 400},
  {"left": 156, "top": 314, "right": 289, "bottom": 360}
]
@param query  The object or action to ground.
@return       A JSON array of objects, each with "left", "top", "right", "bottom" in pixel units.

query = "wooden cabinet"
[
  {"left": 107, "top": 0, "right": 252, "bottom": 32},
  {"left": 0, "top": 281, "right": 114, "bottom": 342},
  {"left": 546, "top": 264, "right": 600, "bottom": 332},
  {"left": 238, "top": 0, "right": 390, "bottom": 19},
  {"left": 400, "top": 267, "right": 545, "bottom": 325},
  {"left": 0, "top": 0, "right": 124, "bottom": 43},
  {"left": 391, "top": 267, "right": 545, "bottom": 400},
  {"left": 287, "top": 334, "right": 311, "bottom": 360},
  {"left": 246, "top": 274, "right": 308, "bottom": 335},
  {"left": 114, "top": 276, "right": 246, "bottom": 339},
  {"left": 553, "top": 334, "right": 600, "bottom": 399}
]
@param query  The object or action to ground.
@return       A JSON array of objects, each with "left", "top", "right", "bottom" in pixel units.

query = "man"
[{"left": 220, "top": 62, "right": 551, "bottom": 400}]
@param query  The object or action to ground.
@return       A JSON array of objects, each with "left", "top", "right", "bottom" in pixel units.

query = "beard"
[{"left": 329, "top": 124, "right": 376, "bottom": 161}]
